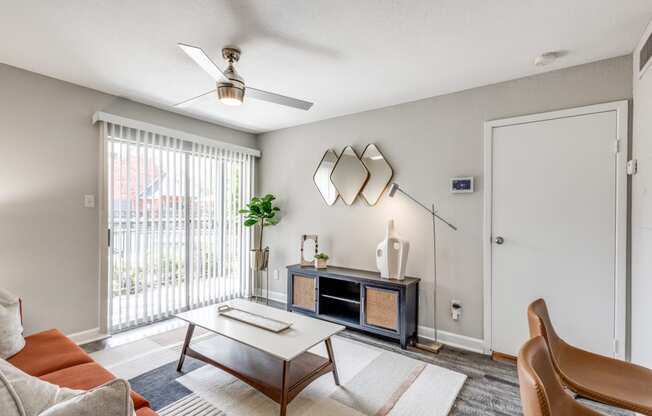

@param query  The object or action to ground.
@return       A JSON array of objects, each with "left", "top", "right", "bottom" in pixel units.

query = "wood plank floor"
[{"left": 83, "top": 298, "right": 633, "bottom": 416}]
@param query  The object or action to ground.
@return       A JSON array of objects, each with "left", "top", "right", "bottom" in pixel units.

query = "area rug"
[{"left": 90, "top": 326, "right": 466, "bottom": 416}]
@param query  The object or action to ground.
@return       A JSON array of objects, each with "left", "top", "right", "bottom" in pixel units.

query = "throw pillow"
[
  {"left": 40, "top": 379, "right": 135, "bottom": 416},
  {"left": 0, "top": 363, "right": 25, "bottom": 416},
  {"left": 0, "top": 358, "right": 80, "bottom": 416},
  {"left": 0, "top": 289, "right": 25, "bottom": 359}
]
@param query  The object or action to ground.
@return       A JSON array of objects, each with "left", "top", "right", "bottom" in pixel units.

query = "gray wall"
[
  {"left": 631, "top": 20, "right": 652, "bottom": 367},
  {"left": 257, "top": 56, "right": 633, "bottom": 341},
  {"left": 0, "top": 63, "right": 256, "bottom": 336}
]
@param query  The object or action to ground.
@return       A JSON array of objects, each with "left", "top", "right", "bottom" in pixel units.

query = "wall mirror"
[
  {"left": 330, "top": 146, "right": 369, "bottom": 205},
  {"left": 313, "top": 150, "right": 339, "bottom": 205},
  {"left": 360, "top": 144, "right": 393, "bottom": 205}
]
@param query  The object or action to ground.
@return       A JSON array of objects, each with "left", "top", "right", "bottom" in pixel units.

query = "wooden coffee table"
[{"left": 175, "top": 299, "right": 345, "bottom": 416}]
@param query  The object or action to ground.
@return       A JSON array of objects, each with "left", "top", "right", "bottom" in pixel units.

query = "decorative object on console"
[
  {"left": 450, "top": 177, "right": 474, "bottom": 193},
  {"left": 376, "top": 220, "right": 410, "bottom": 280},
  {"left": 314, "top": 253, "right": 329, "bottom": 269},
  {"left": 388, "top": 183, "right": 458, "bottom": 354},
  {"left": 313, "top": 150, "right": 340, "bottom": 205},
  {"left": 330, "top": 146, "right": 369, "bottom": 205},
  {"left": 300, "top": 234, "right": 319, "bottom": 267},
  {"left": 360, "top": 144, "right": 393, "bottom": 205},
  {"left": 0, "top": 289, "right": 25, "bottom": 359}
]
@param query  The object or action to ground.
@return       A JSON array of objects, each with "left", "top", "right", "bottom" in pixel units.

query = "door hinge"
[
  {"left": 614, "top": 139, "right": 621, "bottom": 154},
  {"left": 627, "top": 159, "right": 638, "bottom": 175},
  {"left": 107, "top": 229, "right": 111, "bottom": 247},
  {"left": 613, "top": 339, "right": 618, "bottom": 355}
]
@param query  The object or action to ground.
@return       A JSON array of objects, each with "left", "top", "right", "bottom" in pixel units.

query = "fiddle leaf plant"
[{"left": 239, "top": 194, "right": 280, "bottom": 251}]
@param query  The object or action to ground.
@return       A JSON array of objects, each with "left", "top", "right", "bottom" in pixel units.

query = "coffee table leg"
[
  {"left": 325, "top": 337, "right": 340, "bottom": 386},
  {"left": 280, "top": 360, "right": 291, "bottom": 416},
  {"left": 176, "top": 323, "right": 195, "bottom": 372}
]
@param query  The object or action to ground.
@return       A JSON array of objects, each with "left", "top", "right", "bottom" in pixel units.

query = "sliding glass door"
[{"left": 105, "top": 123, "right": 253, "bottom": 332}]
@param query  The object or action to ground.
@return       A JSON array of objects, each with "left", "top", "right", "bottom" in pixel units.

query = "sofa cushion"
[
  {"left": 40, "top": 378, "right": 134, "bottom": 416},
  {"left": 0, "top": 358, "right": 81, "bottom": 416},
  {"left": 40, "top": 362, "right": 150, "bottom": 410},
  {"left": 7, "top": 329, "right": 93, "bottom": 377},
  {"left": 136, "top": 407, "right": 159, "bottom": 416},
  {"left": 0, "top": 289, "right": 25, "bottom": 359}
]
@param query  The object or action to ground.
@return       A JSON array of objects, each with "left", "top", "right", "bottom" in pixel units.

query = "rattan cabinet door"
[
  {"left": 364, "top": 286, "right": 399, "bottom": 331},
  {"left": 292, "top": 274, "right": 316, "bottom": 312}
]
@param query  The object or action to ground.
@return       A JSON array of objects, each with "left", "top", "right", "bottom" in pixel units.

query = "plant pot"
[
  {"left": 250, "top": 248, "right": 269, "bottom": 271},
  {"left": 314, "top": 258, "right": 328, "bottom": 269}
]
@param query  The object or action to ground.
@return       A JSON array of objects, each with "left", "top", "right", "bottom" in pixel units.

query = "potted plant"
[
  {"left": 314, "top": 253, "right": 329, "bottom": 269},
  {"left": 240, "top": 194, "right": 280, "bottom": 271}
]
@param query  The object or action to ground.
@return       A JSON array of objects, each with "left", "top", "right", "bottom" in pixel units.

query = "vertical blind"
[{"left": 104, "top": 121, "right": 254, "bottom": 332}]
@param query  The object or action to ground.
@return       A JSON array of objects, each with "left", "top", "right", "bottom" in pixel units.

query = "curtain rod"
[{"left": 92, "top": 111, "right": 261, "bottom": 157}]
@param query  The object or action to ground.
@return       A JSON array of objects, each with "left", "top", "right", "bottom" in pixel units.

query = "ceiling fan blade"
[
  {"left": 173, "top": 89, "right": 216, "bottom": 107},
  {"left": 178, "top": 43, "right": 226, "bottom": 82},
  {"left": 247, "top": 87, "right": 313, "bottom": 111}
]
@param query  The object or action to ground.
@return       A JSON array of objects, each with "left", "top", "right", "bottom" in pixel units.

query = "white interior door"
[{"left": 486, "top": 103, "right": 627, "bottom": 358}]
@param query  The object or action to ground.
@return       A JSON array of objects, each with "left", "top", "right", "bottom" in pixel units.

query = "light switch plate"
[{"left": 84, "top": 194, "right": 95, "bottom": 208}]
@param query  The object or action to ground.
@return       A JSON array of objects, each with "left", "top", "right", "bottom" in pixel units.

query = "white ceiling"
[{"left": 1, "top": 1, "right": 651, "bottom": 133}]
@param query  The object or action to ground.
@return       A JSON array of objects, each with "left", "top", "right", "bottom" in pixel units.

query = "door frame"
[{"left": 482, "top": 100, "right": 629, "bottom": 358}]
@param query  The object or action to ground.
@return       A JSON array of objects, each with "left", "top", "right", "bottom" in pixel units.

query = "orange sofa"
[{"left": 7, "top": 329, "right": 158, "bottom": 416}]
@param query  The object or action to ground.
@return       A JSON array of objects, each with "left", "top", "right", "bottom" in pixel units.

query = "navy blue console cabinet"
[{"left": 286, "top": 264, "right": 419, "bottom": 349}]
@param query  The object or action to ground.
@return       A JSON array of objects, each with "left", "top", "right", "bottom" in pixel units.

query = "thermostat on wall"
[{"left": 451, "top": 177, "right": 474, "bottom": 193}]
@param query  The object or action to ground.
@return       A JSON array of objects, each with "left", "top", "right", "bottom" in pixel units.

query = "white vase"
[{"left": 375, "top": 220, "right": 410, "bottom": 280}]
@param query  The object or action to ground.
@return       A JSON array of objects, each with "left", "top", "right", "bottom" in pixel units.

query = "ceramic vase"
[{"left": 375, "top": 220, "right": 410, "bottom": 279}]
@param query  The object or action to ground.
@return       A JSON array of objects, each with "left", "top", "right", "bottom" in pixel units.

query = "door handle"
[{"left": 494, "top": 236, "right": 504, "bottom": 245}]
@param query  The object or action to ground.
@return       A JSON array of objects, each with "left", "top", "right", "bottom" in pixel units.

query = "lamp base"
[{"left": 414, "top": 340, "right": 444, "bottom": 354}]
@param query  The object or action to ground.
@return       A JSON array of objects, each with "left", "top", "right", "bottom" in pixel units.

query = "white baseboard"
[
  {"left": 255, "top": 289, "right": 287, "bottom": 304},
  {"left": 418, "top": 325, "right": 486, "bottom": 354},
  {"left": 67, "top": 327, "right": 110, "bottom": 345}
]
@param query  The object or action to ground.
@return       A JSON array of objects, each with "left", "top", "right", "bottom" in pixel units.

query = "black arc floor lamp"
[{"left": 388, "top": 182, "right": 458, "bottom": 353}]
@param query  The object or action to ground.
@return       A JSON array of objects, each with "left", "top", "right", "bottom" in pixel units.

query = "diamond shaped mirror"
[
  {"left": 313, "top": 150, "right": 339, "bottom": 205},
  {"left": 360, "top": 144, "right": 393, "bottom": 205},
  {"left": 330, "top": 146, "right": 369, "bottom": 205}
]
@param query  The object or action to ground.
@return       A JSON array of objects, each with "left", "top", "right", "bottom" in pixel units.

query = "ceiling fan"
[{"left": 175, "top": 43, "right": 313, "bottom": 111}]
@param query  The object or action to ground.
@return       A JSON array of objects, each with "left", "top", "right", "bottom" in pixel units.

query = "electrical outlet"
[{"left": 451, "top": 300, "right": 462, "bottom": 321}]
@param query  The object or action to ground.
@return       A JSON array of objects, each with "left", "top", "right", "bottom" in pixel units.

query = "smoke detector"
[{"left": 534, "top": 51, "right": 563, "bottom": 66}]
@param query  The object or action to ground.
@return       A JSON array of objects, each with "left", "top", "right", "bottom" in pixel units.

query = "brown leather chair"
[
  {"left": 518, "top": 336, "right": 602, "bottom": 415},
  {"left": 528, "top": 298, "right": 652, "bottom": 415}
]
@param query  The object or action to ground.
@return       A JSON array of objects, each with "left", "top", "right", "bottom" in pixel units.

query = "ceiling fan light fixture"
[
  {"left": 175, "top": 43, "right": 314, "bottom": 110},
  {"left": 217, "top": 83, "right": 244, "bottom": 106}
]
